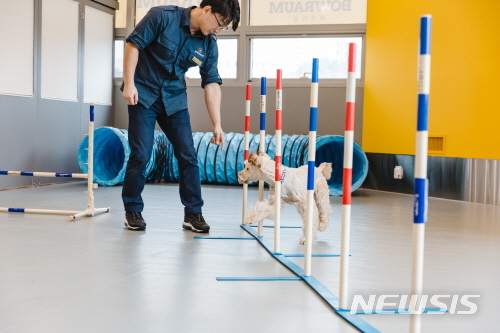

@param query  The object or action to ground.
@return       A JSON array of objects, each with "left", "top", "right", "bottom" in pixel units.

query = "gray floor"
[{"left": 0, "top": 182, "right": 498, "bottom": 333}]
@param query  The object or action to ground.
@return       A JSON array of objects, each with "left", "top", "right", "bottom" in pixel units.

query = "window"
[
  {"left": 186, "top": 38, "right": 237, "bottom": 79},
  {"left": 116, "top": 1, "right": 366, "bottom": 85},
  {"left": 114, "top": 40, "right": 124, "bottom": 78},
  {"left": 250, "top": 37, "right": 362, "bottom": 79},
  {"left": 113, "top": 39, "right": 237, "bottom": 80}
]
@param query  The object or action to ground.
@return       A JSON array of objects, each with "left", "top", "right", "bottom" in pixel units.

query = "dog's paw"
[
  {"left": 299, "top": 237, "right": 306, "bottom": 244},
  {"left": 318, "top": 223, "right": 327, "bottom": 232},
  {"left": 243, "top": 218, "right": 256, "bottom": 225}
]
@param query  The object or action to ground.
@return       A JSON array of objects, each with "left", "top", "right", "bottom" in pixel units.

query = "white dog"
[{"left": 238, "top": 152, "right": 333, "bottom": 244}]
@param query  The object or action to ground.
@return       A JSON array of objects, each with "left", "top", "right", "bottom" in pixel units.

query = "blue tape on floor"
[
  {"left": 284, "top": 254, "right": 341, "bottom": 257},
  {"left": 250, "top": 225, "right": 302, "bottom": 228},
  {"left": 240, "top": 224, "right": 381, "bottom": 333},
  {"left": 194, "top": 237, "right": 256, "bottom": 240},
  {"left": 341, "top": 307, "right": 447, "bottom": 315},
  {"left": 217, "top": 277, "right": 302, "bottom": 281}
]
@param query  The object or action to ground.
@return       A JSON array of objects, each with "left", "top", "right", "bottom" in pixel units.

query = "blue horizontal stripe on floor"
[{"left": 216, "top": 277, "right": 302, "bottom": 281}]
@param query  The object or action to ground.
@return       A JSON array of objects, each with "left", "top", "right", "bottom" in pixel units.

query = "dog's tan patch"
[{"left": 248, "top": 152, "right": 261, "bottom": 168}]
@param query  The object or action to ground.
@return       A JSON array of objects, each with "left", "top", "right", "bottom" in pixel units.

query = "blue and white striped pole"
[
  {"left": 0, "top": 171, "right": 88, "bottom": 178},
  {"left": 304, "top": 58, "right": 319, "bottom": 277},
  {"left": 410, "top": 15, "right": 431, "bottom": 333},
  {"left": 258, "top": 77, "right": 267, "bottom": 237},
  {"left": 86, "top": 104, "right": 96, "bottom": 213}
]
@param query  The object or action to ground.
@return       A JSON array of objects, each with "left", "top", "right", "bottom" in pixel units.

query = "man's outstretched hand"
[{"left": 210, "top": 125, "right": 225, "bottom": 150}]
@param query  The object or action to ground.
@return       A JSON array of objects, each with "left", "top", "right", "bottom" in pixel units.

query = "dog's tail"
[{"left": 318, "top": 162, "right": 332, "bottom": 180}]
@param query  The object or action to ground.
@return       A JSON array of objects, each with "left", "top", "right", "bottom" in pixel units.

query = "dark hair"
[{"left": 200, "top": 0, "right": 240, "bottom": 31}]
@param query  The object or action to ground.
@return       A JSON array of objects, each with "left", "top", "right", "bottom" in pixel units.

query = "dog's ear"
[
  {"left": 320, "top": 162, "right": 333, "bottom": 180},
  {"left": 248, "top": 152, "right": 261, "bottom": 168}
]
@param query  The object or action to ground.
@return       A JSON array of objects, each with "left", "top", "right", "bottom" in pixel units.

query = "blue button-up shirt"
[{"left": 124, "top": 6, "right": 222, "bottom": 114}]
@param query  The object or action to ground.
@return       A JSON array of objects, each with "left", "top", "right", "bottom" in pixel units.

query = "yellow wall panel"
[{"left": 362, "top": 0, "right": 500, "bottom": 159}]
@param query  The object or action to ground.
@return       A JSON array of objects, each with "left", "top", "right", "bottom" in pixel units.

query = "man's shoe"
[
  {"left": 183, "top": 213, "right": 210, "bottom": 233},
  {"left": 124, "top": 211, "right": 146, "bottom": 230}
]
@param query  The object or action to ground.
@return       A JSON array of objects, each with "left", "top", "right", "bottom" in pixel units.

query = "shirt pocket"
[
  {"left": 154, "top": 36, "right": 178, "bottom": 69},
  {"left": 157, "top": 35, "right": 177, "bottom": 52}
]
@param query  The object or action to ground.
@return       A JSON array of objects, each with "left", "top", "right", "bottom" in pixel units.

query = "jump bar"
[
  {"left": 0, "top": 171, "right": 88, "bottom": 178},
  {"left": 0, "top": 207, "right": 80, "bottom": 214},
  {"left": 0, "top": 207, "right": 110, "bottom": 220}
]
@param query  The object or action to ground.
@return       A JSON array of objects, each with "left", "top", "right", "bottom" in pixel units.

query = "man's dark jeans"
[{"left": 122, "top": 97, "right": 203, "bottom": 215}]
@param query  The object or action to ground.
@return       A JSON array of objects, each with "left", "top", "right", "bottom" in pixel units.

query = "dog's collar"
[{"left": 268, "top": 165, "right": 286, "bottom": 188}]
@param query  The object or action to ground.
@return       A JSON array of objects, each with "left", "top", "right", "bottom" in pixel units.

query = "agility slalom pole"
[
  {"left": 87, "top": 104, "right": 96, "bottom": 212},
  {"left": 274, "top": 70, "right": 283, "bottom": 254},
  {"left": 304, "top": 58, "right": 319, "bottom": 276},
  {"left": 258, "top": 77, "right": 267, "bottom": 237},
  {"left": 339, "top": 43, "right": 357, "bottom": 310},
  {"left": 242, "top": 84, "right": 252, "bottom": 224},
  {"left": 0, "top": 104, "right": 110, "bottom": 220},
  {"left": 410, "top": 15, "right": 431, "bottom": 333}
]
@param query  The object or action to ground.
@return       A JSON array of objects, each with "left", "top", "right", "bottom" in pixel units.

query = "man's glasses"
[{"left": 213, "top": 13, "right": 228, "bottom": 31}]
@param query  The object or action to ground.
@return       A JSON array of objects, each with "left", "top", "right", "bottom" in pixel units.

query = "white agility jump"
[{"left": 0, "top": 104, "right": 110, "bottom": 221}]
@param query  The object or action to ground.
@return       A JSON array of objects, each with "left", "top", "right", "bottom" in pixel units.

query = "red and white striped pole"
[
  {"left": 339, "top": 43, "right": 356, "bottom": 309},
  {"left": 242, "top": 84, "right": 251, "bottom": 224},
  {"left": 274, "top": 69, "right": 283, "bottom": 254}
]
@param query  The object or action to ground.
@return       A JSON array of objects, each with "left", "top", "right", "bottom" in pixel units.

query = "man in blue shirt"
[{"left": 121, "top": 0, "right": 240, "bottom": 232}]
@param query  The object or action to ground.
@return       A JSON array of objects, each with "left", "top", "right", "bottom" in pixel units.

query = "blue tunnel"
[{"left": 78, "top": 127, "right": 368, "bottom": 196}]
